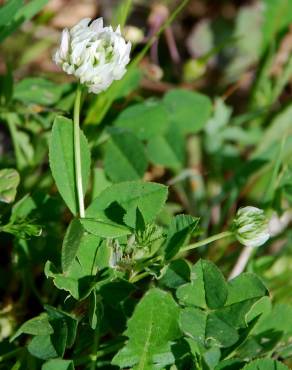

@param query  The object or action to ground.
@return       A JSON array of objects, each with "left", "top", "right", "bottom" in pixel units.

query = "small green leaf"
[
  {"left": 0, "top": 168, "right": 20, "bottom": 203},
  {"left": 11, "top": 314, "right": 53, "bottom": 341},
  {"left": 92, "top": 168, "right": 111, "bottom": 199},
  {"left": 44, "top": 305, "right": 78, "bottom": 349},
  {"left": 49, "top": 319, "right": 68, "bottom": 358},
  {"left": 147, "top": 127, "right": 185, "bottom": 170},
  {"left": 28, "top": 318, "right": 68, "bottom": 360},
  {"left": 0, "top": 0, "right": 23, "bottom": 27},
  {"left": 81, "top": 218, "right": 131, "bottom": 238},
  {"left": 14, "top": 78, "right": 69, "bottom": 106},
  {"left": 28, "top": 335, "right": 58, "bottom": 360},
  {"left": 86, "top": 181, "right": 168, "bottom": 228},
  {"left": 163, "top": 89, "right": 212, "bottom": 134},
  {"left": 246, "top": 303, "right": 292, "bottom": 359},
  {"left": 10, "top": 194, "right": 36, "bottom": 222},
  {"left": 114, "top": 100, "right": 169, "bottom": 140},
  {"left": 206, "top": 312, "right": 239, "bottom": 347},
  {"left": 0, "top": 0, "right": 49, "bottom": 42},
  {"left": 49, "top": 116, "right": 91, "bottom": 215},
  {"left": 164, "top": 215, "right": 199, "bottom": 260},
  {"left": 112, "top": 288, "right": 180, "bottom": 369},
  {"left": 216, "top": 273, "right": 268, "bottom": 328},
  {"left": 52, "top": 275, "right": 80, "bottom": 301},
  {"left": 159, "top": 259, "right": 191, "bottom": 289},
  {"left": 179, "top": 307, "right": 207, "bottom": 345},
  {"left": 62, "top": 219, "right": 84, "bottom": 273},
  {"left": 42, "top": 359, "right": 75, "bottom": 370},
  {"left": 75, "top": 233, "right": 102, "bottom": 275},
  {"left": 242, "top": 359, "right": 289, "bottom": 370},
  {"left": 215, "top": 359, "right": 245, "bottom": 370},
  {"left": 104, "top": 130, "right": 148, "bottom": 182},
  {"left": 45, "top": 233, "right": 103, "bottom": 300},
  {"left": 177, "top": 259, "right": 228, "bottom": 309},
  {"left": 179, "top": 307, "right": 239, "bottom": 348}
]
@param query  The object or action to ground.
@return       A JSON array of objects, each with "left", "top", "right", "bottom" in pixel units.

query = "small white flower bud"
[
  {"left": 53, "top": 18, "right": 131, "bottom": 94},
  {"left": 123, "top": 25, "right": 144, "bottom": 44},
  {"left": 232, "top": 206, "right": 270, "bottom": 248}
]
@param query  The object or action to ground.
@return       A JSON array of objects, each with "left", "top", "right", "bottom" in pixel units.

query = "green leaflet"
[
  {"left": 104, "top": 130, "right": 148, "bottom": 182},
  {"left": 147, "top": 126, "right": 185, "bottom": 170},
  {"left": 14, "top": 78, "right": 70, "bottom": 106},
  {"left": 112, "top": 288, "right": 181, "bottom": 369},
  {"left": 177, "top": 259, "right": 228, "bottom": 309},
  {"left": 0, "top": 0, "right": 23, "bottom": 28},
  {"left": 11, "top": 308, "right": 78, "bottom": 362},
  {"left": 49, "top": 116, "right": 91, "bottom": 215},
  {"left": 114, "top": 100, "right": 169, "bottom": 140},
  {"left": 11, "top": 313, "right": 53, "bottom": 341},
  {"left": 163, "top": 214, "right": 199, "bottom": 260},
  {"left": 159, "top": 259, "right": 191, "bottom": 289},
  {"left": 0, "top": 0, "right": 49, "bottom": 42},
  {"left": 177, "top": 260, "right": 269, "bottom": 349},
  {"left": 45, "top": 233, "right": 102, "bottom": 300},
  {"left": 163, "top": 89, "right": 212, "bottom": 135},
  {"left": 61, "top": 219, "right": 84, "bottom": 273},
  {"left": 81, "top": 217, "right": 131, "bottom": 238},
  {"left": 86, "top": 181, "right": 168, "bottom": 228},
  {"left": 42, "top": 359, "right": 75, "bottom": 370}
]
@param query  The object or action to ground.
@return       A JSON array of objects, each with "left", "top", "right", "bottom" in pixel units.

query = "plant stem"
[
  {"left": 75, "top": 342, "right": 124, "bottom": 366},
  {"left": 130, "top": 271, "right": 150, "bottom": 283},
  {"left": 74, "top": 84, "right": 85, "bottom": 218},
  {"left": 181, "top": 231, "right": 233, "bottom": 252},
  {"left": 0, "top": 348, "right": 24, "bottom": 362}
]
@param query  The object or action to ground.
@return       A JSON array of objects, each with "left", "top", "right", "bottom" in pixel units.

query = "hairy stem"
[
  {"left": 181, "top": 230, "right": 233, "bottom": 253},
  {"left": 74, "top": 84, "right": 85, "bottom": 218}
]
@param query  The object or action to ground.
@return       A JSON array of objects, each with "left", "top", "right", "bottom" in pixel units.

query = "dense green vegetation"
[{"left": 0, "top": 0, "right": 292, "bottom": 369}]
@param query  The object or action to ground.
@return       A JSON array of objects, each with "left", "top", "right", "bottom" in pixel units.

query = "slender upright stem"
[
  {"left": 181, "top": 231, "right": 233, "bottom": 253},
  {"left": 74, "top": 84, "right": 85, "bottom": 218}
]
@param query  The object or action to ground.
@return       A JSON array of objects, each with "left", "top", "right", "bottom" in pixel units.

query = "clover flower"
[
  {"left": 53, "top": 18, "right": 131, "bottom": 94},
  {"left": 232, "top": 206, "right": 270, "bottom": 248}
]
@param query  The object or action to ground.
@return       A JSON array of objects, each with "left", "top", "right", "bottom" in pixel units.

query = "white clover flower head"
[
  {"left": 232, "top": 206, "right": 270, "bottom": 248},
  {"left": 53, "top": 18, "right": 131, "bottom": 94}
]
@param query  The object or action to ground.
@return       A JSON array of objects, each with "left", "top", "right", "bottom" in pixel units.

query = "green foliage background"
[{"left": 0, "top": 0, "right": 292, "bottom": 369}]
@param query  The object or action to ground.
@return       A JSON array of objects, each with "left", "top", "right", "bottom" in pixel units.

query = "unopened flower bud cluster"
[{"left": 232, "top": 206, "right": 270, "bottom": 248}]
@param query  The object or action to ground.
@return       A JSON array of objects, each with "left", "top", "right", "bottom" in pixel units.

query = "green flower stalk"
[{"left": 232, "top": 206, "right": 270, "bottom": 248}]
